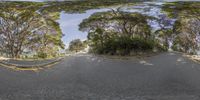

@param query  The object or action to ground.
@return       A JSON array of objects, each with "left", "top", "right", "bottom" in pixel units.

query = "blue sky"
[{"left": 58, "top": 9, "right": 109, "bottom": 47}]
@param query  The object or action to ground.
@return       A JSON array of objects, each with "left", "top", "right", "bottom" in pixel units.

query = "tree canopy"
[
  {"left": 162, "top": 2, "right": 200, "bottom": 54},
  {"left": 41, "top": 0, "right": 152, "bottom": 14},
  {"left": 68, "top": 39, "right": 87, "bottom": 53},
  {"left": 0, "top": 1, "right": 199, "bottom": 57},
  {"left": 0, "top": 2, "right": 64, "bottom": 58},
  {"left": 79, "top": 9, "right": 164, "bottom": 55}
]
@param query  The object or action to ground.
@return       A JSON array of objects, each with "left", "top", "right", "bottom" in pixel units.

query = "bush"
[
  {"left": 68, "top": 39, "right": 87, "bottom": 52},
  {"left": 37, "top": 52, "right": 48, "bottom": 59},
  {"left": 89, "top": 36, "right": 161, "bottom": 56}
]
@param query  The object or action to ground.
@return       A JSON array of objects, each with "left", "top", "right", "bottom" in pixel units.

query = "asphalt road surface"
[{"left": 0, "top": 52, "right": 200, "bottom": 100}]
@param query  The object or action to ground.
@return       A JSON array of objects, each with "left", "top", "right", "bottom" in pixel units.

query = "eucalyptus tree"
[
  {"left": 79, "top": 9, "right": 161, "bottom": 55},
  {"left": 171, "top": 18, "right": 200, "bottom": 54},
  {"left": 79, "top": 9, "right": 153, "bottom": 41},
  {"left": 154, "top": 15, "right": 174, "bottom": 50},
  {"left": 162, "top": 2, "right": 200, "bottom": 54},
  {"left": 42, "top": 0, "right": 148, "bottom": 14},
  {"left": 111, "top": 9, "right": 153, "bottom": 38},
  {"left": 162, "top": 2, "right": 200, "bottom": 20},
  {"left": 68, "top": 39, "right": 86, "bottom": 52},
  {"left": 0, "top": 5, "right": 41, "bottom": 58},
  {"left": 0, "top": 2, "right": 64, "bottom": 58}
]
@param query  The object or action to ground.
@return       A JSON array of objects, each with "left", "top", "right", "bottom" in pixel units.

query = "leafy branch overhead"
[
  {"left": 79, "top": 9, "right": 164, "bottom": 55},
  {"left": 0, "top": 2, "right": 64, "bottom": 58}
]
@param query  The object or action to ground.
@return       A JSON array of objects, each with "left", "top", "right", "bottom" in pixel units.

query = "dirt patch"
[{"left": 184, "top": 55, "right": 200, "bottom": 64}]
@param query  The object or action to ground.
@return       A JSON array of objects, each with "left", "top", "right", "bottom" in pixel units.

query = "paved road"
[{"left": 0, "top": 52, "right": 200, "bottom": 100}]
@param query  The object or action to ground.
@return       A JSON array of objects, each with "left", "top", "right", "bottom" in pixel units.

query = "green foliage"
[
  {"left": 69, "top": 39, "right": 87, "bottom": 52},
  {"left": 162, "top": 1, "right": 200, "bottom": 54},
  {"left": 37, "top": 52, "right": 48, "bottom": 59},
  {"left": 42, "top": 0, "right": 147, "bottom": 14},
  {"left": 162, "top": 1, "right": 200, "bottom": 19},
  {"left": 80, "top": 10, "right": 164, "bottom": 55},
  {"left": 0, "top": 2, "right": 64, "bottom": 58},
  {"left": 79, "top": 11, "right": 154, "bottom": 37},
  {"left": 1, "top": 0, "right": 199, "bottom": 57},
  {"left": 91, "top": 36, "right": 160, "bottom": 55},
  {"left": 171, "top": 19, "right": 200, "bottom": 54}
]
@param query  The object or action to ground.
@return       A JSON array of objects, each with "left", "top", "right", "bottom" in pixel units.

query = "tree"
[
  {"left": 41, "top": 0, "right": 141, "bottom": 14},
  {"left": 0, "top": 2, "right": 64, "bottom": 58},
  {"left": 68, "top": 39, "right": 86, "bottom": 52},
  {"left": 162, "top": 2, "right": 200, "bottom": 54},
  {"left": 162, "top": 1, "right": 200, "bottom": 19},
  {"left": 80, "top": 9, "right": 153, "bottom": 39},
  {"left": 0, "top": 7, "right": 40, "bottom": 58},
  {"left": 171, "top": 18, "right": 200, "bottom": 54},
  {"left": 154, "top": 14, "right": 174, "bottom": 50},
  {"left": 79, "top": 10, "right": 162, "bottom": 55}
]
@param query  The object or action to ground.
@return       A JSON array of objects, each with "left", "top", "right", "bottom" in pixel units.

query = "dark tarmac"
[{"left": 0, "top": 52, "right": 200, "bottom": 100}]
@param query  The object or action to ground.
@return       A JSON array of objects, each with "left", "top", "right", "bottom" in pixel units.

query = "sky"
[{"left": 58, "top": 8, "right": 109, "bottom": 47}]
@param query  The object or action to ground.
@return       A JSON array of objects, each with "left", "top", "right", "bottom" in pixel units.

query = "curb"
[
  {"left": 0, "top": 57, "right": 64, "bottom": 71},
  {"left": 183, "top": 55, "right": 200, "bottom": 64}
]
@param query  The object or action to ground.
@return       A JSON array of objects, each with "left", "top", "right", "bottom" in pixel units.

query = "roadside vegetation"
[
  {"left": 0, "top": 1, "right": 199, "bottom": 58},
  {"left": 162, "top": 2, "right": 200, "bottom": 55},
  {"left": 68, "top": 39, "right": 87, "bottom": 53},
  {"left": 0, "top": 2, "right": 64, "bottom": 59},
  {"left": 41, "top": 0, "right": 150, "bottom": 13},
  {"left": 79, "top": 10, "right": 165, "bottom": 55},
  {"left": 0, "top": 0, "right": 150, "bottom": 58},
  {"left": 78, "top": 1, "right": 200, "bottom": 56}
]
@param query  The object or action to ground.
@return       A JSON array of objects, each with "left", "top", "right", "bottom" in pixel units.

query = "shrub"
[
  {"left": 68, "top": 39, "right": 87, "bottom": 52},
  {"left": 37, "top": 52, "right": 48, "bottom": 59},
  {"left": 89, "top": 36, "right": 161, "bottom": 56}
]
